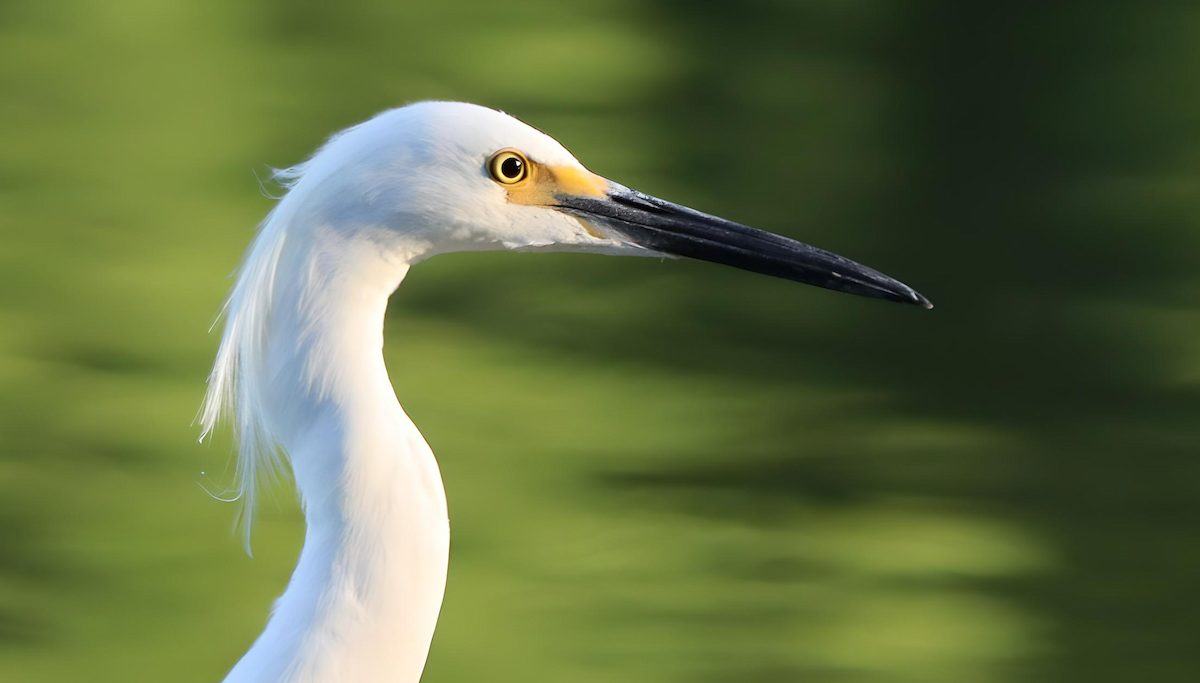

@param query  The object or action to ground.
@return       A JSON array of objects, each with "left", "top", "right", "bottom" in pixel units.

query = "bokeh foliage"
[{"left": 1, "top": 1, "right": 1198, "bottom": 681}]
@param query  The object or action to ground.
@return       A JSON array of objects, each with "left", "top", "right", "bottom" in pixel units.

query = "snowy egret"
[{"left": 200, "top": 101, "right": 930, "bottom": 683}]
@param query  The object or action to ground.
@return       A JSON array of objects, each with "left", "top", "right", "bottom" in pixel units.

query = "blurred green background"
[{"left": 2, "top": 1, "right": 1199, "bottom": 681}]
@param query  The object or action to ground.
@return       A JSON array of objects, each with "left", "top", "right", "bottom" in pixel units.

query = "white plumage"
[
  {"left": 201, "top": 101, "right": 928, "bottom": 683},
  {"left": 202, "top": 103, "right": 647, "bottom": 683}
]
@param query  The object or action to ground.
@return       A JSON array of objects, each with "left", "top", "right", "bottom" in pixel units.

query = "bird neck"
[{"left": 224, "top": 229, "right": 450, "bottom": 683}]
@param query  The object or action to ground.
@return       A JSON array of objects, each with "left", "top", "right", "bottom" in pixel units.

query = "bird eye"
[{"left": 488, "top": 149, "right": 528, "bottom": 184}]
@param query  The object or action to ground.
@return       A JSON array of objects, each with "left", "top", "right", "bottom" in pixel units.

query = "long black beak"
[{"left": 557, "top": 184, "right": 932, "bottom": 309}]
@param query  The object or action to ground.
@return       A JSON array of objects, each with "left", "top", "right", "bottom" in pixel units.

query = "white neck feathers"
[{"left": 203, "top": 171, "right": 450, "bottom": 683}]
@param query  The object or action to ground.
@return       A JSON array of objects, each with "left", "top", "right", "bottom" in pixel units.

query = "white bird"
[{"left": 200, "top": 101, "right": 930, "bottom": 683}]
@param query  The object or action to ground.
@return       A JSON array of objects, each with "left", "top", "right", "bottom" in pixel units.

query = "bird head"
[{"left": 276, "top": 100, "right": 932, "bottom": 307}]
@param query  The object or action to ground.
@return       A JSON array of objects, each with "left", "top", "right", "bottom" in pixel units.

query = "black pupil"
[{"left": 500, "top": 156, "right": 523, "bottom": 179}]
